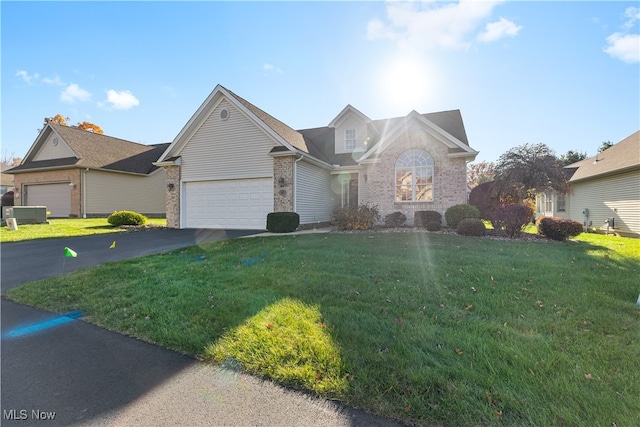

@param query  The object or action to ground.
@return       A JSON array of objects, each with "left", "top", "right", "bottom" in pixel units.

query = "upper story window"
[
  {"left": 345, "top": 129, "right": 356, "bottom": 151},
  {"left": 395, "top": 149, "right": 434, "bottom": 202}
]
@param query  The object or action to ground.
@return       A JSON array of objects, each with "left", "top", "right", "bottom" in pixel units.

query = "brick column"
[
  {"left": 273, "top": 156, "right": 294, "bottom": 212},
  {"left": 164, "top": 165, "right": 181, "bottom": 228}
]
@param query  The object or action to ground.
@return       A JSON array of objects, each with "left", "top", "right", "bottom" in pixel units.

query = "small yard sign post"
[{"left": 6, "top": 217, "right": 18, "bottom": 231}]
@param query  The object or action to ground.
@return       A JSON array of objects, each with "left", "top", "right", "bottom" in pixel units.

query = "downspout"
[
  {"left": 294, "top": 154, "right": 304, "bottom": 212},
  {"left": 82, "top": 168, "right": 88, "bottom": 218}
]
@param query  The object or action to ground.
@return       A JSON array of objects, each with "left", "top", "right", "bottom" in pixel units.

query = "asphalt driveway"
[{"left": 1, "top": 228, "right": 403, "bottom": 426}]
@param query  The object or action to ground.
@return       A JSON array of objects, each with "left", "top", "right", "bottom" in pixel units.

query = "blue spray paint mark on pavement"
[{"left": 3, "top": 311, "right": 83, "bottom": 339}]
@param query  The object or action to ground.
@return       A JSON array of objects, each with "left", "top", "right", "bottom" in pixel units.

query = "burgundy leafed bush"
[
  {"left": 491, "top": 204, "right": 533, "bottom": 238},
  {"left": 414, "top": 210, "right": 442, "bottom": 227},
  {"left": 536, "top": 216, "right": 583, "bottom": 241},
  {"left": 384, "top": 211, "right": 406, "bottom": 227}
]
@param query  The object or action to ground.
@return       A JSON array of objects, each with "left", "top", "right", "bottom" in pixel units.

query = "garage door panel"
[
  {"left": 25, "top": 183, "right": 71, "bottom": 217},
  {"left": 185, "top": 178, "right": 273, "bottom": 229}
]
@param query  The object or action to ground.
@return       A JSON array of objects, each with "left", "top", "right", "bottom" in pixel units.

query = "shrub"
[
  {"left": 267, "top": 212, "right": 300, "bottom": 233},
  {"left": 445, "top": 204, "right": 481, "bottom": 229},
  {"left": 468, "top": 181, "right": 499, "bottom": 220},
  {"left": 107, "top": 210, "right": 147, "bottom": 227},
  {"left": 1, "top": 190, "right": 14, "bottom": 207},
  {"left": 331, "top": 204, "right": 380, "bottom": 230},
  {"left": 384, "top": 212, "right": 406, "bottom": 227},
  {"left": 456, "top": 218, "right": 486, "bottom": 236},
  {"left": 537, "top": 216, "right": 583, "bottom": 241},
  {"left": 426, "top": 221, "right": 441, "bottom": 232},
  {"left": 414, "top": 210, "right": 442, "bottom": 227},
  {"left": 491, "top": 204, "right": 533, "bottom": 238}
]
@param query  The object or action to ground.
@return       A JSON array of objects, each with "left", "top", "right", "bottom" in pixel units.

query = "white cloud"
[
  {"left": 623, "top": 6, "right": 640, "bottom": 29},
  {"left": 366, "top": 0, "right": 516, "bottom": 51},
  {"left": 42, "top": 75, "right": 65, "bottom": 86},
  {"left": 604, "top": 7, "right": 640, "bottom": 63},
  {"left": 604, "top": 32, "right": 640, "bottom": 63},
  {"left": 263, "top": 63, "right": 283, "bottom": 74},
  {"left": 61, "top": 84, "right": 92, "bottom": 103},
  {"left": 15, "top": 70, "right": 39, "bottom": 84},
  {"left": 105, "top": 89, "right": 140, "bottom": 110},
  {"left": 477, "top": 17, "right": 522, "bottom": 43}
]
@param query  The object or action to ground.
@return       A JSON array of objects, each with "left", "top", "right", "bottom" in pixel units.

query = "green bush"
[
  {"left": 456, "top": 218, "right": 486, "bottom": 236},
  {"left": 491, "top": 204, "right": 533, "bottom": 238},
  {"left": 384, "top": 212, "right": 406, "bottom": 227},
  {"left": 445, "top": 204, "right": 481, "bottom": 229},
  {"left": 426, "top": 221, "right": 441, "bottom": 232},
  {"left": 414, "top": 210, "right": 442, "bottom": 227},
  {"left": 107, "top": 210, "right": 147, "bottom": 226},
  {"left": 266, "top": 212, "right": 300, "bottom": 233},
  {"left": 537, "top": 216, "right": 583, "bottom": 241},
  {"left": 331, "top": 205, "right": 380, "bottom": 230}
]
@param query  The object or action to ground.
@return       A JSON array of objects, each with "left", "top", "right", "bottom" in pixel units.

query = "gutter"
[
  {"left": 294, "top": 154, "right": 304, "bottom": 212},
  {"left": 82, "top": 168, "right": 88, "bottom": 218}
]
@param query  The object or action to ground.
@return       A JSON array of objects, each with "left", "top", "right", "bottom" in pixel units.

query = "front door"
[{"left": 341, "top": 177, "right": 359, "bottom": 208}]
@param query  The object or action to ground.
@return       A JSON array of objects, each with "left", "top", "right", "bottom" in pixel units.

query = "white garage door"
[
  {"left": 184, "top": 178, "right": 273, "bottom": 229},
  {"left": 25, "top": 183, "right": 71, "bottom": 217}
]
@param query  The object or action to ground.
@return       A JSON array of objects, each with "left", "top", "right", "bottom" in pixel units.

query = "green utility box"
[{"left": 3, "top": 206, "right": 49, "bottom": 224}]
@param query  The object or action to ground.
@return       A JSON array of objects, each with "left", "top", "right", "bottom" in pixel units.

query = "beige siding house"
[
  {"left": 561, "top": 131, "right": 640, "bottom": 237},
  {"left": 156, "top": 85, "right": 478, "bottom": 230},
  {"left": 8, "top": 123, "right": 168, "bottom": 218}
]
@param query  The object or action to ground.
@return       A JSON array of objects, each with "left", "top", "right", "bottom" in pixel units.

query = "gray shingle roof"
[
  {"left": 565, "top": 130, "right": 639, "bottom": 182},
  {"left": 10, "top": 124, "right": 169, "bottom": 175},
  {"left": 224, "top": 87, "right": 309, "bottom": 153},
  {"left": 298, "top": 109, "right": 470, "bottom": 166}
]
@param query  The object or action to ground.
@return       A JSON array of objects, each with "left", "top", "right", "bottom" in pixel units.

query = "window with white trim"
[
  {"left": 557, "top": 193, "right": 566, "bottom": 212},
  {"left": 395, "top": 149, "right": 434, "bottom": 202},
  {"left": 345, "top": 129, "right": 356, "bottom": 151}
]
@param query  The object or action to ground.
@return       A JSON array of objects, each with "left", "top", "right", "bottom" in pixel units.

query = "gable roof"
[
  {"left": 158, "top": 84, "right": 477, "bottom": 167},
  {"left": 9, "top": 123, "right": 168, "bottom": 175},
  {"left": 565, "top": 130, "right": 640, "bottom": 182},
  {"left": 328, "top": 105, "right": 373, "bottom": 128},
  {"left": 158, "top": 85, "right": 308, "bottom": 163},
  {"left": 359, "top": 110, "right": 477, "bottom": 162}
]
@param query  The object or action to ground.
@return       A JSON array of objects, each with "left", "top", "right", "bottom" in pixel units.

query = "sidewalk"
[{"left": 82, "top": 363, "right": 404, "bottom": 427}]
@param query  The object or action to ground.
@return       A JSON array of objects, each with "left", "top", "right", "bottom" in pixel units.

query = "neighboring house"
[
  {"left": 536, "top": 130, "right": 639, "bottom": 237},
  {"left": 1, "top": 160, "right": 17, "bottom": 195},
  {"left": 8, "top": 123, "right": 169, "bottom": 218},
  {"left": 155, "top": 85, "right": 478, "bottom": 230}
]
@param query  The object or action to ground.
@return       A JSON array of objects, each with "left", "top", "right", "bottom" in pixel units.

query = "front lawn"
[
  {"left": 0, "top": 218, "right": 167, "bottom": 243},
  {"left": 5, "top": 232, "right": 639, "bottom": 426}
]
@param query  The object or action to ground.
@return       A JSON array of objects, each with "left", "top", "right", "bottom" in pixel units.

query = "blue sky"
[{"left": 2, "top": 1, "right": 639, "bottom": 164}]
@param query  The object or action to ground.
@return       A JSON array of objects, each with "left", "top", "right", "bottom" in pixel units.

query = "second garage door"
[
  {"left": 184, "top": 178, "right": 273, "bottom": 229},
  {"left": 25, "top": 183, "right": 72, "bottom": 217}
]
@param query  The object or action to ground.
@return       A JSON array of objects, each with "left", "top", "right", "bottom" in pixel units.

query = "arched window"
[{"left": 395, "top": 149, "right": 434, "bottom": 202}]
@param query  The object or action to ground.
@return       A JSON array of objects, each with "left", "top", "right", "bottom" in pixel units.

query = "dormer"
[{"left": 328, "top": 105, "right": 375, "bottom": 154}]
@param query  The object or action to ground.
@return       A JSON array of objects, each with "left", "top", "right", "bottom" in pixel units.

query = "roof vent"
[{"left": 220, "top": 109, "right": 230, "bottom": 121}]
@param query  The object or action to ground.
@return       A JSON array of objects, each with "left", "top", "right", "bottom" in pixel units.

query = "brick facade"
[
  {"left": 273, "top": 156, "right": 294, "bottom": 212},
  {"left": 363, "top": 130, "right": 468, "bottom": 225},
  {"left": 164, "top": 165, "right": 181, "bottom": 228},
  {"left": 13, "top": 169, "right": 82, "bottom": 217}
]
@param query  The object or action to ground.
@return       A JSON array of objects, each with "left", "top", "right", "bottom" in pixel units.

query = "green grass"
[
  {"left": 0, "top": 218, "right": 166, "bottom": 243},
  {"left": 5, "top": 232, "right": 640, "bottom": 426}
]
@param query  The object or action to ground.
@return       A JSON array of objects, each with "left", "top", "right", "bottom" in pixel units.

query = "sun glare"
[{"left": 376, "top": 56, "right": 436, "bottom": 112}]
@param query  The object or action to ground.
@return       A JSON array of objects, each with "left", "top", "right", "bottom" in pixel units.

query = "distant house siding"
[
  {"left": 85, "top": 169, "right": 166, "bottom": 216},
  {"left": 180, "top": 98, "right": 277, "bottom": 182},
  {"left": 296, "top": 160, "right": 337, "bottom": 224},
  {"left": 568, "top": 169, "right": 640, "bottom": 236}
]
